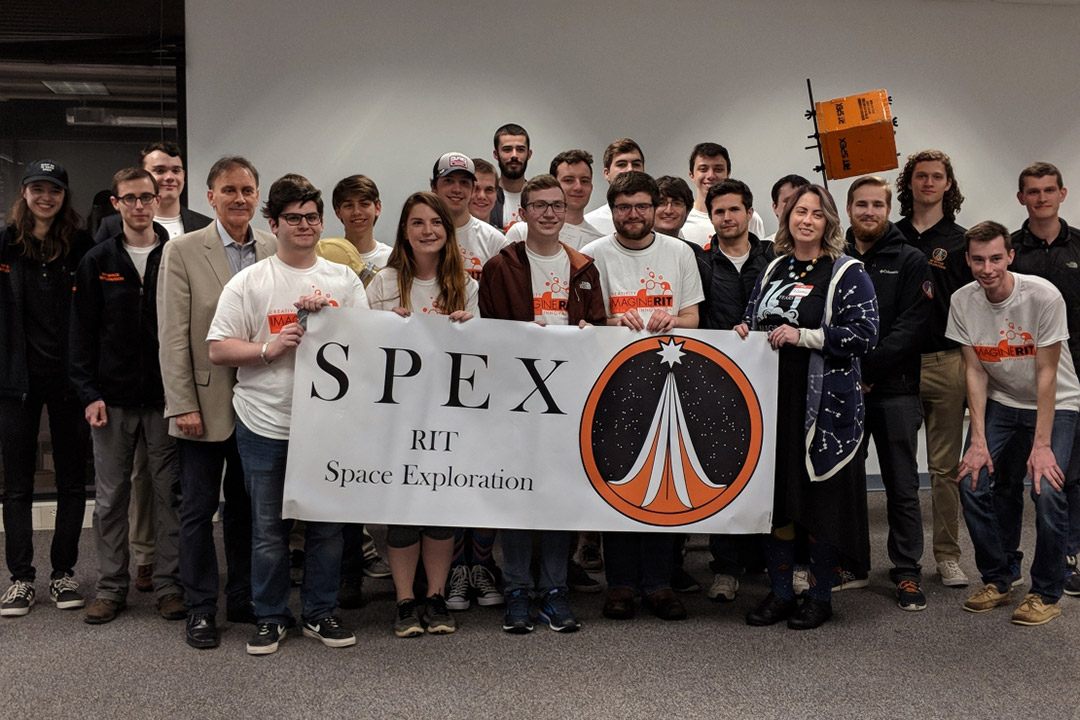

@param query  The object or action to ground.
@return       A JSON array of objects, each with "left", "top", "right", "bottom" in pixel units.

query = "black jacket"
[
  {"left": 69, "top": 226, "right": 170, "bottom": 408},
  {"left": 1011, "top": 219, "right": 1080, "bottom": 375},
  {"left": 691, "top": 233, "right": 776, "bottom": 329},
  {"left": 487, "top": 187, "right": 507, "bottom": 231},
  {"left": 896, "top": 216, "right": 970, "bottom": 354},
  {"left": 0, "top": 225, "right": 92, "bottom": 399},
  {"left": 846, "top": 222, "right": 931, "bottom": 395},
  {"left": 93, "top": 206, "right": 212, "bottom": 244}
]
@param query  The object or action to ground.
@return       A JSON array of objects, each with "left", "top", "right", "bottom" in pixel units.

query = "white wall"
[{"left": 186, "top": 0, "right": 1080, "bottom": 240}]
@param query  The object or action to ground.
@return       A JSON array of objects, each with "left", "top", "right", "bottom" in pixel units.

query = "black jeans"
[
  {"left": 862, "top": 393, "right": 924, "bottom": 582},
  {"left": 0, "top": 378, "right": 88, "bottom": 582},
  {"left": 177, "top": 434, "right": 252, "bottom": 615}
]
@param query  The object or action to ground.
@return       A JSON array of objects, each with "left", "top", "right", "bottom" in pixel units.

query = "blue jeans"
[
  {"left": 960, "top": 400, "right": 1076, "bottom": 602},
  {"left": 235, "top": 421, "right": 343, "bottom": 623},
  {"left": 604, "top": 532, "right": 674, "bottom": 595},
  {"left": 501, "top": 529, "right": 570, "bottom": 596}
]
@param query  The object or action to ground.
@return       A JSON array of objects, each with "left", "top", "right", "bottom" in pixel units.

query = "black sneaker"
[
  {"left": 49, "top": 575, "right": 85, "bottom": 610},
  {"left": 671, "top": 567, "right": 701, "bottom": 593},
  {"left": 0, "top": 580, "right": 35, "bottom": 617},
  {"left": 1065, "top": 558, "right": 1080, "bottom": 597},
  {"left": 247, "top": 622, "right": 286, "bottom": 655},
  {"left": 419, "top": 594, "right": 456, "bottom": 634},
  {"left": 897, "top": 579, "right": 927, "bottom": 611},
  {"left": 302, "top": 615, "right": 356, "bottom": 648},
  {"left": 567, "top": 560, "right": 601, "bottom": 593},
  {"left": 337, "top": 576, "right": 364, "bottom": 609},
  {"left": 393, "top": 599, "right": 424, "bottom": 638}
]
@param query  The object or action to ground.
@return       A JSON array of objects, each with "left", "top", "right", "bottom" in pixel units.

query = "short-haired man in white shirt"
[
  {"left": 208, "top": 175, "right": 368, "bottom": 655},
  {"left": 430, "top": 152, "right": 508, "bottom": 281},
  {"left": 681, "top": 142, "right": 765, "bottom": 247},
  {"left": 583, "top": 138, "right": 645, "bottom": 237},
  {"left": 946, "top": 220, "right": 1079, "bottom": 626},
  {"left": 505, "top": 149, "right": 603, "bottom": 250}
]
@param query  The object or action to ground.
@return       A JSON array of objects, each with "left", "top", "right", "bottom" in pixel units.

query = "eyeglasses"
[
  {"left": 658, "top": 198, "right": 686, "bottom": 210},
  {"left": 279, "top": 212, "right": 323, "bottom": 226},
  {"left": 116, "top": 193, "right": 158, "bottom": 207},
  {"left": 612, "top": 203, "right": 655, "bottom": 215},
  {"left": 526, "top": 201, "right": 567, "bottom": 214}
]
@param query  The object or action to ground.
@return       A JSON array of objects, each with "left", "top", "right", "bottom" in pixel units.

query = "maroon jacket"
[{"left": 479, "top": 240, "right": 607, "bottom": 325}]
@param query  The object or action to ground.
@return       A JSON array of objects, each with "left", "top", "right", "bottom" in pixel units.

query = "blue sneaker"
[
  {"left": 538, "top": 589, "right": 580, "bottom": 632},
  {"left": 502, "top": 589, "right": 534, "bottom": 634}
]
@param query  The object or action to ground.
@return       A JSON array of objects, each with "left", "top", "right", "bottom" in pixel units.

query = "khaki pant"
[{"left": 919, "top": 348, "right": 966, "bottom": 562}]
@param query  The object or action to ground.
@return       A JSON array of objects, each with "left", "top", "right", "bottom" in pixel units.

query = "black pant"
[
  {"left": 0, "top": 378, "right": 88, "bottom": 582},
  {"left": 177, "top": 434, "right": 252, "bottom": 615}
]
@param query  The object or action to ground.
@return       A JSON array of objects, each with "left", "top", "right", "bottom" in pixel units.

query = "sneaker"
[
  {"left": 567, "top": 560, "right": 601, "bottom": 593},
  {"left": 1007, "top": 560, "right": 1024, "bottom": 588},
  {"left": 446, "top": 564, "right": 471, "bottom": 611},
  {"left": 502, "top": 589, "right": 534, "bottom": 633},
  {"left": 337, "top": 575, "right": 364, "bottom": 609},
  {"left": 575, "top": 543, "right": 604, "bottom": 572},
  {"left": 471, "top": 564, "right": 504, "bottom": 607},
  {"left": 937, "top": 559, "right": 969, "bottom": 588},
  {"left": 49, "top": 575, "right": 85, "bottom": 610},
  {"left": 832, "top": 569, "right": 869, "bottom": 591},
  {"left": 393, "top": 599, "right": 424, "bottom": 638},
  {"left": 963, "top": 583, "right": 1012, "bottom": 613},
  {"left": 302, "top": 615, "right": 356, "bottom": 647},
  {"left": 1065, "top": 564, "right": 1080, "bottom": 598},
  {"left": 0, "top": 580, "right": 35, "bottom": 616},
  {"left": 671, "top": 567, "right": 701, "bottom": 594},
  {"left": 362, "top": 554, "right": 392, "bottom": 579},
  {"left": 897, "top": 579, "right": 927, "bottom": 611},
  {"left": 1011, "top": 593, "right": 1061, "bottom": 626},
  {"left": 135, "top": 563, "right": 153, "bottom": 593},
  {"left": 539, "top": 588, "right": 580, "bottom": 632},
  {"left": 420, "top": 594, "right": 456, "bottom": 634},
  {"left": 792, "top": 566, "right": 811, "bottom": 596},
  {"left": 289, "top": 549, "right": 304, "bottom": 587},
  {"left": 707, "top": 574, "right": 739, "bottom": 602},
  {"left": 247, "top": 622, "right": 286, "bottom": 655},
  {"left": 84, "top": 598, "right": 126, "bottom": 624}
]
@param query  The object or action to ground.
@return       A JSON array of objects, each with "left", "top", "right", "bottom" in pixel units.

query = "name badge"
[{"left": 789, "top": 284, "right": 813, "bottom": 298}]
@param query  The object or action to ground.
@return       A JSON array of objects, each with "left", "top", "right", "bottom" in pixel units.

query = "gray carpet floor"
[{"left": 3, "top": 490, "right": 1078, "bottom": 719}]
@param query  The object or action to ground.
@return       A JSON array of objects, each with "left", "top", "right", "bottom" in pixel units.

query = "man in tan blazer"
[{"left": 157, "top": 156, "right": 275, "bottom": 649}]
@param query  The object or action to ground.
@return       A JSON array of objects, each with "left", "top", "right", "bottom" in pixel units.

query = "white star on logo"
[{"left": 656, "top": 338, "right": 686, "bottom": 368}]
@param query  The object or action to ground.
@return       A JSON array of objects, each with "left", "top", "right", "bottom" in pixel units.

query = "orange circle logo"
[{"left": 579, "top": 336, "right": 763, "bottom": 526}]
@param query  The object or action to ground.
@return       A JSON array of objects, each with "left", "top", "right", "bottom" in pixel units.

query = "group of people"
[{"left": 1, "top": 122, "right": 1077, "bottom": 656}]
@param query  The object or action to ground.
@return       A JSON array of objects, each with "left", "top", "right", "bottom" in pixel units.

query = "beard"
[
  {"left": 614, "top": 218, "right": 653, "bottom": 242},
  {"left": 499, "top": 160, "right": 526, "bottom": 180},
  {"left": 852, "top": 217, "right": 888, "bottom": 243}
]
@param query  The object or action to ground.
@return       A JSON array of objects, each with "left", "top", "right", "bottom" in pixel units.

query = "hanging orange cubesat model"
[{"left": 815, "top": 89, "right": 898, "bottom": 180}]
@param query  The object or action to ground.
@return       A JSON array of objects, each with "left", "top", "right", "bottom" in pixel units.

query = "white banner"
[{"left": 283, "top": 310, "right": 777, "bottom": 533}]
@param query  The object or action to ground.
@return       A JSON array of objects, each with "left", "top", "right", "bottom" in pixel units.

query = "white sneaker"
[
  {"left": 470, "top": 564, "right": 504, "bottom": 607},
  {"left": 938, "top": 559, "right": 969, "bottom": 588},
  {"left": 706, "top": 574, "right": 738, "bottom": 601},
  {"left": 792, "top": 567, "right": 810, "bottom": 596},
  {"left": 446, "top": 565, "right": 470, "bottom": 611}
]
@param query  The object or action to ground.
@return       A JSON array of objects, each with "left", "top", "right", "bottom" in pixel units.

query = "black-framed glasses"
[
  {"left": 116, "top": 193, "right": 158, "bottom": 207},
  {"left": 526, "top": 200, "right": 567, "bottom": 214},
  {"left": 612, "top": 203, "right": 655, "bottom": 215},
  {"left": 279, "top": 212, "right": 323, "bottom": 226}
]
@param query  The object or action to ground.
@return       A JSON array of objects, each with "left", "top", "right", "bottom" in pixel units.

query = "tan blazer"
[{"left": 157, "top": 222, "right": 276, "bottom": 442}]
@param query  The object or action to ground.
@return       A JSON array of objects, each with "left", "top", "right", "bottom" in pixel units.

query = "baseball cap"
[
  {"left": 22, "top": 159, "right": 69, "bottom": 190},
  {"left": 432, "top": 152, "right": 476, "bottom": 182}
]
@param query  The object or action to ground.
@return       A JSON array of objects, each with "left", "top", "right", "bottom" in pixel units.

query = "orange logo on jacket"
[{"left": 99, "top": 272, "right": 124, "bottom": 282}]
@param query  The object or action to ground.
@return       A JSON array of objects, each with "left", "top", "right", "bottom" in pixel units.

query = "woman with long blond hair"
[
  {"left": 0, "top": 160, "right": 93, "bottom": 617},
  {"left": 365, "top": 191, "right": 477, "bottom": 637}
]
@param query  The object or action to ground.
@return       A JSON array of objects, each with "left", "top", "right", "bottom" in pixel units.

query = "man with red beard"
[
  {"left": 489, "top": 123, "right": 532, "bottom": 230},
  {"left": 845, "top": 175, "right": 932, "bottom": 611}
]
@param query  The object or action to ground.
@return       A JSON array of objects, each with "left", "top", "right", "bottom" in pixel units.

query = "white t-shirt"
[
  {"left": 207, "top": 255, "right": 369, "bottom": 439},
  {"left": 526, "top": 245, "right": 571, "bottom": 325},
  {"left": 123, "top": 240, "right": 159, "bottom": 283},
  {"left": 504, "top": 218, "right": 604, "bottom": 251},
  {"left": 360, "top": 241, "right": 393, "bottom": 272},
  {"left": 154, "top": 214, "right": 185, "bottom": 239},
  {"left": 583, "top": 205, "right": 615, "bottom": 236},
  {"left": 457, "top": 215, "right": 509, "bottom": 281},
  {"left": 722, "top": 247, "right": 750, "bottom": 273},
  {"left": 501, "top": 190, "right": 522, "bottom": 229},
  {"left": 946, "top": 273, "right": 1080, "bottom": 412},
  {"left": 580, "top": 232, "right": 704, "bottom": 323},
  {"left": 681, "top": 208, "right": 765, "bottom": 248},
  {"left": 366, "top": 267, "right": 479, "bottom": 317}
]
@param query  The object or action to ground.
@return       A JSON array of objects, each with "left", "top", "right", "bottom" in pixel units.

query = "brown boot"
[
  {"left": 157, "top": 593, "right": 186, "bottom": 620},
  {"left": 85, "top": 598, "right": 126, "bottom": 624},
  {"left": 135, "top": 564, "right": 153, "bottom": 593}
]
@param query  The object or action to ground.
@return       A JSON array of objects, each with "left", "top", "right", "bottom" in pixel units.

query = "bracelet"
[{"left": 260, "top": 342, "right": 272, "bottom": 365}]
